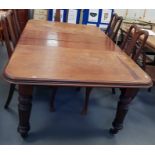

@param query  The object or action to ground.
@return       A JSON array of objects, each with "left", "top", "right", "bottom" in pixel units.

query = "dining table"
[{"left": 3, "top": 19, "right": 152, "bottom": 138}]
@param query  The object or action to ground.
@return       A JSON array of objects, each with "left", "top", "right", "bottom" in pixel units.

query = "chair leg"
[
  {"left": 81, "top": 87, "right": 92, "bottom": 115},
  {"left": 112, "top": 88, "right": 116, "bottom": 94},
  {"left": 76, "top": 87, "right": 81, "bottom": 91},
  {"left": 148, "top": 87, "right": 152, "bottom": 92},
  {"left": 4, "top": 84, "right": 16, "bottom": 109},
  {"left": 50, "top": 87, "right": 57, "bottom": 112},
  {"left": 0, "top": 31, "right": 4, "bottom": 46}
]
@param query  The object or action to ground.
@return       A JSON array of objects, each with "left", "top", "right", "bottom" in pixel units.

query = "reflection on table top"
[{"left": 4, "top": 20, "right": 152, "bottom": 88}]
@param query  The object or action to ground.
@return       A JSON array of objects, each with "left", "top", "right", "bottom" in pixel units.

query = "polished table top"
[{"left": 4, "top": 20, "right": 152, "bottom": 88}]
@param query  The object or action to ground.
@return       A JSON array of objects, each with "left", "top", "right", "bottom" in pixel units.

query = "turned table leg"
[
  {"left": 110, "top": 88, "right": 139, "bottom": 134},
  {"left": 17, "top": 85, "right": 33, "bottom": 138}
]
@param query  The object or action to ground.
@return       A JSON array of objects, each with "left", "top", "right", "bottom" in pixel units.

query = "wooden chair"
[
  {"left": 1, "top": 11, "right": 18, "bottom": 109},
  {"left": 120, "top": 24, "right": 148, "bottom": 61},
  {"left": 105, "top": 13, "right": 123, "bottom": 42},
  {"left": 4, "top": 10, "right": 22, "bottom": 43},
  {"left": 55, "top": 9, "right": 61, "bottom": 22},
  {"left": 121, "top": 25, "right": 155, "bottom": 91},
  {"left": 81, "top": 24, "right": 149, "bottom": 115},
  {"left": 12, "top": 9, "right": 22, "bottom": 39},
  {"left": 0, "top": 22, "right": 3, "bottom": 45},
  {"left": 0, "top": 10, "right": 7, "bottom": 45},
  {"left": 5, "top": 10, "right": 18, "bottom": 48}
]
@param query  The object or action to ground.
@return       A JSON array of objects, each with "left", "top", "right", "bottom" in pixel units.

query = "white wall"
[{"left": 114, "top": 9, "right": 155, "bottom": 22}]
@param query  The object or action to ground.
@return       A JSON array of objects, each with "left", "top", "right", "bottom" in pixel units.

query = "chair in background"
[
  {"left": 81, "top": 24, "right": 149, "bottom": 115},
  {"left": 55, "top": 9, "right": 61, "bottom": 22},
  {"left": 4, "top": 10, "right": 22, "bottom": 43},
  {"left": 0, "top": 10, "right": 7, "bottom": 45},
  {"left": 120, "top": 25, "right": 148, "bottom": 60},
  {"left": 12, "top": 9, "right": 22, "bottom": 39},
  {"left": 5, "top": 10, "right": 18, "bottom": 48},
  {"left": 1, "top": 11, "right": 19, "bottom": 109},
  {"left": 105, "top": 13, "right": 123, "bottom": 42},
  {"left": 0, "top": 21, "right": 3, "bottom": 45}
]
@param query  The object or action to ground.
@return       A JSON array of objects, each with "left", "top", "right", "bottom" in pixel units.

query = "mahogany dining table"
[{"left": 4, "top": 19, "right": 152, "bottom": 137}]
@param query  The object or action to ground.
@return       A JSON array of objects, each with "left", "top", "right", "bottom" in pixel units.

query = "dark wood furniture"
[
  {"left": 12, "top": 10, "right": 22, "bottom": 39},
  {"left": 0, "top": 9, "right": 28, "bottom": 44},
  {"left": 1, "top": 11, "right": 17, "bottom": 58},
  {"left": 121, "top": 22, "right": 155, "bottom": 59},
  {"left": 120, "top": 24, "right": 148, "bottom": 61},
  {"left": 0, "top": 11, "right": 6, "bottom": 44},
  {"left": 55, "top": 9, "right": 61, "bottom": 22},
  {"left": 121, "top": 22, "right": 155, "bottom": 90},
  {"left": 16, "top": 9, "right": 28, "bottom": 31},
  {"left": 4, "top": 20, "right": 152, "bottom": 137},
  {"left": 1, "top": 11, "right": 19, "bottom": 109},
  {"left": 0, "top": 9, "right": 28, "bottom": 31},
  {"left": 105, "top": 13, "right": 123, "bottom": 41}
]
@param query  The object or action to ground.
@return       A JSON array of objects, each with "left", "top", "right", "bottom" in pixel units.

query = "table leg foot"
[
  {"left": 18, "top": 126, "right": 29, "bottom": 138},
  {"left": 18, "top": 85, "right": 33, "bottom": 138},
  {"left": 111, "top": 88, "right": 139, "bottom": 134}
]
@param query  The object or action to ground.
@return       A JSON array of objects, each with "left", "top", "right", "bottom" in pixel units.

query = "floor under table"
[{"left": 0, "top": 44, "right": 155, "bottom": 145}]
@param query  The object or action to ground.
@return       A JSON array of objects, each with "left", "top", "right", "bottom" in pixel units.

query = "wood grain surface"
[{"left": 4, "top": 20, "right": 152, "bottom": 88}]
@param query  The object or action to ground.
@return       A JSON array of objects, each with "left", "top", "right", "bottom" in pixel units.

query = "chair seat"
[{"left": 145, "top": 65, "right": 155, "bottom": 83}]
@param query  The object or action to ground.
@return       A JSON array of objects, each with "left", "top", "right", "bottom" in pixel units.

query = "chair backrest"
[
  {"left": 55, "top": 9, "right": 61, "bottom": 22},
  {"left": 1, "top": 15, "right": 15, "bottom": 58},
  {"left": 105, "top": 13, "right": 123, "bottom": 41},
  {"left": 121, "top": 24, "right": 149, "bottom": 63},
  {"left": 12, "top": 9, "right": 22, "bottom": 38},
  {"left": 5, "top": 10, "right": 18, "bottom": 47}
]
